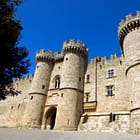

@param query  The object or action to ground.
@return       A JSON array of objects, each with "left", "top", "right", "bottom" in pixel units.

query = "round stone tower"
[
  {"left": 54, "top": 40, "right": 88, "bottom": 130},
  {"left": 118, "top": 11, "right": 140, "bottom": 134},
  {"left": 23, "top": 50, "right": 54, "bottom": 128}
]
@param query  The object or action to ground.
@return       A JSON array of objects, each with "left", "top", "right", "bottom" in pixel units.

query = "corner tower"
[
  {"left": 23, "top": 50, "right": 54, "bottom": 128},
  {"left": 118, "top": 11, "right": 140, "bottom": 134},
  {"left": 55, "top": 40, "right": 88, "bottom": 130}
]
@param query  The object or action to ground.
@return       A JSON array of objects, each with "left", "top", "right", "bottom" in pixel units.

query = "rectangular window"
[
  {"left": 106, "top": 85, "right": 114, "bottom": 96},
  {"left": 86, "top": 74, "right": 90, "bottom": 83},
  {"left": 108, "top": 69, "right": 114, "bottom": 78}
]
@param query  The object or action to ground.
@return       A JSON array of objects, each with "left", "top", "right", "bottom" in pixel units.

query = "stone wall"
[
  {"left": 0, "top": 76, "right": 33, "bottom": 127},
  {"left": 84, "top": 55, "right": 130, "bottom": 112},
  {"left": 0, "top": 54, "right": 131, "bottom": 132},
  {"left": 78, "top": 112, "right": 130, "bottom": 133}
]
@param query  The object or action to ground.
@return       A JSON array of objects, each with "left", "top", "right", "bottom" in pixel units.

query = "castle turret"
[
  {"left": 23, "top": 50, "right": 54, "bottom": 128},
  {"left": 118, "top": 11, "right": 140, "bottom": 134},
  {"left": 54, "top": 40, "right": 88, "bottom": 130}
]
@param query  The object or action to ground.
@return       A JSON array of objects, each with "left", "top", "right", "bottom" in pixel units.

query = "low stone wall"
[{"left": 78, "top": 111, "right": 130, "bottom": 133}]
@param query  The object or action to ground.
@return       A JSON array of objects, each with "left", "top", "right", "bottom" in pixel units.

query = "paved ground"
[{"left": 0, "top": 128, "right": 140, "bottom": 140}]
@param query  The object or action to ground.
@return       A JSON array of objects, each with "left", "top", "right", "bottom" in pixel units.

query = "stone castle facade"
[{"left": 0, "top": 11, "right": 140, "bottom": 134}]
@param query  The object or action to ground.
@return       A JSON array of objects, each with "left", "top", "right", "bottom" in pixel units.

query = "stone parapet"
[
  {"left": 13, "top": 75, "right": 34, "bottom": 83},
  {"left": 53, "top": 52, "right": 64, "bottom": 62},
  {"left": 36, "top": 49, "right": 54, "bottom": 63},
  {"left": 62, "top": 39, "right": 88, "bottom": 58},
  {"left": 118, "top": 11, "right": 140, "bottom": 48}
]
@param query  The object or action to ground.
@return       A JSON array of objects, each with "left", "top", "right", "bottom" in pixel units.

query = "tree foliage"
[{"left": 0, "top": 0, "right": 29, "bottom": 99}]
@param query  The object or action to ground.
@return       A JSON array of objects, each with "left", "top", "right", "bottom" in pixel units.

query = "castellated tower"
[
  {"left": 23, "top": 50, "right": 54, "bottom": 128},
  {"left": 54, "top": 40, "right": 88, "bottom": 130},
  {"left": 118, "top": 11, "right": 140, "bottom": 134}
]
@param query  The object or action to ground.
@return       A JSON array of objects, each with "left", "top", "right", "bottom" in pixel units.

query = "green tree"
[{"left": 0, "top": 0, "right": 30, "bottom": 99}]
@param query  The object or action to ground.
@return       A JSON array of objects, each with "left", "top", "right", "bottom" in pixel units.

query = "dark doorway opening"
[{"left": 46, "top": 107, "right": 57, "bottom": 130}]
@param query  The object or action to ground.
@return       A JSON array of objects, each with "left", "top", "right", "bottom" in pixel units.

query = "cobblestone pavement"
[{"left": 0, "top": 128, "right": 140, "bottom": 140}]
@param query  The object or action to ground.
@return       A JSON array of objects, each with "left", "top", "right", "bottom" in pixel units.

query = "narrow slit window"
[
  {"left": 55, "top": 77, "right": 60, "bottom": 89},
  {"left": 86, "top": 74, "right": 90, "bottom": 83},
  {"left": 30, "top": 96, "right": 33, "bottom": 100}
]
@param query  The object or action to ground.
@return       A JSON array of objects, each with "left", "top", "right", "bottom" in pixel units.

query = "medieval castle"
[{"left": 0, "top": 11, "right": 140, "bottom": 134}]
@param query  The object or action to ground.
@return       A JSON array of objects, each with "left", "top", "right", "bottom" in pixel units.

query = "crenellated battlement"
[
  {"left": 36, "top": 40, "right": 88, "bottom": 63},
  {"left": 13, "top": 74, "right": 34, "bottom": 83},
  {"left": 54, "top": 52, "right": 64, "bottom": 62},
  {"left": 118, "top": 11, "right": 140, "bottom": 48},
  {"left": 89, "top": 54, "right": 124, "bottom": 67},
  {"left": 36, "top": 49, "right": 54, "bottom": 63},
  {"left": 62, "top": 39, "right": 88, "bottom": 57}
]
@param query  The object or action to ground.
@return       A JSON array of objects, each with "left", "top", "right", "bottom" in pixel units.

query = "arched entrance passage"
[{"left": 45, "top": 107, "right": 57, "bottom": 130}]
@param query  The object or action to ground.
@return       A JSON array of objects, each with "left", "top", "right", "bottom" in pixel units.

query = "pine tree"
[{"left": 0, "top": 0, "right": 29, "bottom": 99}]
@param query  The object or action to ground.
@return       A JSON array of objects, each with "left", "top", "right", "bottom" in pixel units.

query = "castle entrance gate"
[{"left": 45, "top": 107, "right": 57, "bottom": 130}]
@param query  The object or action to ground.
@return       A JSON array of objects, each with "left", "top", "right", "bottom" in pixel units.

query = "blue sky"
[{"left": 17, "top": 0, "right": 140, "bottom": 75}]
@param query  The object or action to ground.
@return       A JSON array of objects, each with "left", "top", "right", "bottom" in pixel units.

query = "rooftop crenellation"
[
  {"left": 36, "top": 49, "right": 53, "bottom": 58},
  {"left": 36, "top": 49, "right": 54, "bottom": 63},
  {"left": 89, "top": 54, "right": 123, "bottom": 67},
  {"left": 63, "top": 39, "right": 87, "bottom": 48},
  {"left": 118, "top": 11, "right": 140, "bottom": 48},
  {"left": 118, "top": 11, "right": 140, "bottom": 31},
  {"left": 13, "top": 74, "right": 34, "bottom": 82},
  {"left": 62, "top": 39, "right": 88, "bottom": 57},
  {"left": 54, "top": 52, "right": 64, "bottom": 62}
]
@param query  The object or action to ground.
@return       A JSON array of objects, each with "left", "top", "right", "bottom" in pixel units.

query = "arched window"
[
  {"left": 55, "top": 77, "right": 60, "bottom": 89},
  {"left": 52, "top": 75, "right": 61, "bottom": 89}
]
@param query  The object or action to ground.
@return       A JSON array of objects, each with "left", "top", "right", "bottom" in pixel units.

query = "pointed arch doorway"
[{"left": 45, "top": 107, "right": 57, "bottom": 130}]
